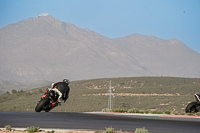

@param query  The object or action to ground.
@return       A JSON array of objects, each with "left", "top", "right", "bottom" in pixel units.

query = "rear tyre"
[
  {"left": 35, "top": 98, "right": 49, "bottom": 112},
  {"left": 185, "top": 102, "right": 198, "bottom": 113}
]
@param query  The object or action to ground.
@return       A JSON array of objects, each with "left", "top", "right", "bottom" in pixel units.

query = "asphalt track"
[{"left": 0, "top": 112, "right": 200, "bottom": 133}]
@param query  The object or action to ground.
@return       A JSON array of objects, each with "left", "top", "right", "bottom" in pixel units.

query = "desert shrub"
[
  {"left": 138, "top": 110, "right": 145, "bottom": 114},
  {"left": 6, "top": 91, "right": 10, "bottom": 95},
  {"left": 127, "top": 108, "right": 140, "bottom": 113},
  {"left": 47, "top": 130, "right": 55, "bottom": 133},
  {"left": 5, "top": 125, "right": 12, "bottom": 131},
  {"left": 135, "top": 127, "right": 149, "bottom": 133},
  {"left": 18, "top": 90, "right": 24, "bottom": 93},
  {"left": 105, "top": 127, "right": 114, "bottom": 133},
  {"left": 26, "top": 126, "right": 40, "bottom": 133},
  {"left": 165, "top": 110, "right": 171, "bottom": 114},
  {"left": 151, "top": 110, "right": 157, "bottom": 114},
  {"left": 11, "top": 89, "right": 18, "bottom": 94},
  {"left": 16, "top": 90, "right": 25, "bottom": 96},
  {"left": 144, "top": 110, "right": 149, "bottom": 114},
  {"left": 186, "top": 113, "right": 194, "bottom": 115},
  {"left": 112, "top": 108, "right": 128, "bottom": 113},
  {"left": 102, "top": 108, "right": 112, "bottom": 112},
  {"left": 151, "top": 110, "right": 163, "bottom": 114},
  {"left": 116, "top": 129, "right": 123, "bottom": 133},
  {"left": 157, "top": 111, "right": 163, "bottom": 114},
  {"left": 196, "top": 112, "right": 200, "bottom": 116},
  {"left": 95, "top": 130, "right": 104, "bottom": 133}
]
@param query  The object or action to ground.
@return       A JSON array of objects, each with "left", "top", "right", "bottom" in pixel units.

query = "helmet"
[{"left": 63, "top": 79, "right": 70, "bottom": 84}]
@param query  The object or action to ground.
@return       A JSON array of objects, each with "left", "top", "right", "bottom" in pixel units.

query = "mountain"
[{"left": 0, "top": 14, "right": 200, "bottom": 93}]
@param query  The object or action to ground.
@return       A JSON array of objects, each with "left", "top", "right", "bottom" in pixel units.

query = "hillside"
[
  {"left": 0, "top": 14, "right": 200, "bottom": 93},
  {"left": 0, "top": 77, "right": 200, "bottom": 113}
]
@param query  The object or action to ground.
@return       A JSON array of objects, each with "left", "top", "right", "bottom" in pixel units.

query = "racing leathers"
[{"left": 45, "top": 81, "right": 70, "bottom": 109}]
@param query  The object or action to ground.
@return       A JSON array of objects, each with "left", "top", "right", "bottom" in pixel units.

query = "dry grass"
[{"left": 0, "top": 77, "right": 200, "bottom": 113}]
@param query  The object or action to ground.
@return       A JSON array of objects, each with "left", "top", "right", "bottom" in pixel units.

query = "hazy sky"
[{"left": 0, "top": 0, "right": 200, "bottom": 53}]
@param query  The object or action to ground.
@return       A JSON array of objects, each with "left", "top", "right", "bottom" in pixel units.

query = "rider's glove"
[{"left": 57, "top": 98, "right": 62, "bottom": 103}]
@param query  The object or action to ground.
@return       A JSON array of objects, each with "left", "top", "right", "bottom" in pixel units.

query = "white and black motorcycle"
[{"left": 185, "top": 94, "right": 200, "bottom": 113}]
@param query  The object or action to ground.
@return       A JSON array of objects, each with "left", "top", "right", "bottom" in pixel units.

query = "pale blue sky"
[{"left": 0, "top": 0, "right": 200, "bottom": 53}]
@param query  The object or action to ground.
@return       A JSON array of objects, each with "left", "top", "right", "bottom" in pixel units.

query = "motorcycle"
[
  {"left": 185, "top": 94, "right": 200, "bottom": 113},
  {"left": 35, "top": 89, "right": 59, "bottom": 112}
]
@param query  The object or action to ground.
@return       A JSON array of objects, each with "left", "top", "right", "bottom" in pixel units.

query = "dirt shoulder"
[{"left": 0, "top": 129, "right": 96, "bottom": 133}]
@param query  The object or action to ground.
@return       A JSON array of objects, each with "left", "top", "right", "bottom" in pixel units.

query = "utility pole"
[{"left": 108, "top": 80, "right": 114, "bottom": 109}]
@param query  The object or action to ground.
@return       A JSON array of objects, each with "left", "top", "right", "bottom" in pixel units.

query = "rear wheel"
[
  {"left": 185, "top": 102, "right": 198, "bottom": 113},
  {"left": 35, "top": 98, "right": 50, "bottom": 112}
]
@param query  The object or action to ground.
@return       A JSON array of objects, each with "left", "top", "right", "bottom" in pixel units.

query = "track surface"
[{"left": 0, "top": 112, "right": 200, "bottom": 133}]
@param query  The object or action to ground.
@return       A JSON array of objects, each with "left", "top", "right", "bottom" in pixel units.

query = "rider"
[{"left": 45, "top": 78, "right": 70, "bottom": 109}]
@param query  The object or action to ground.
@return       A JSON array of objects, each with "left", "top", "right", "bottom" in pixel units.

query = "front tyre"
[
  {"left": 35, "top": 98, "right": 49, "bottom": 112},
  {"left": 185, "top": 102, "right": 198, "bottom": 113}
]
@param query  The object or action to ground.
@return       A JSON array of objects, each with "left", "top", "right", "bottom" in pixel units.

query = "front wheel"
[
  {"left": 35, "top": 98, "right": 50, "bottom": 112},
  {"left": 185, "top": 102, "right": 198, "bottom": 113}
]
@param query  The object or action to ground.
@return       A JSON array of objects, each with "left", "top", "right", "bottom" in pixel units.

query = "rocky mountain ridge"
[{"left": 0, "top": 14, "right": 200, "bottom": 93}]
